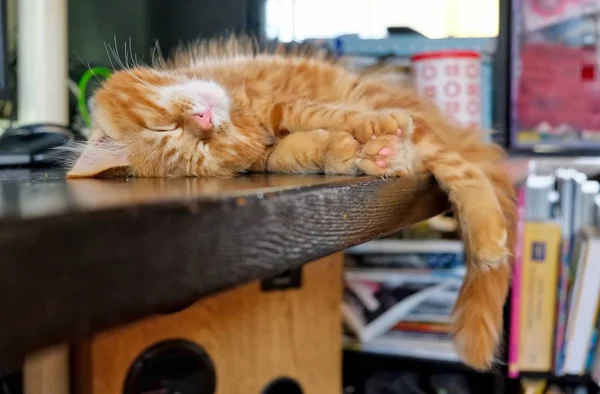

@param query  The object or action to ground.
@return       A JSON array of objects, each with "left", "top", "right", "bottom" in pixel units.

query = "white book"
[
  {"left": 345, "top": 239, "right": 463, "bottom": 254},
  {"left": 342, "top": 280, "right": 453, "bottom": 342},
  {"left": 342, "top": 271, "right": 462, "bottom": 342},
  {"left": 344, "top": 332, "right": 459, "bottom": 362},
  {"left": 561, "top": 227, "right": 600, "bottom": 375}
]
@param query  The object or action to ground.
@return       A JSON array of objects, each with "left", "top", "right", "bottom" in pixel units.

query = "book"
[
  {"left": 518, "top": 220, "right": 562, "bottom": 373},
  {"left": 397, "top": 285, "right": 457, "bottom": 325},
  {"left": 510, "top": 174, "right": 560, "bottom": 374},
  {"left": 560, "top": 227, "right": 600, "bottom": 375},
  {"left": 556, "top": 178, "right": 599, "bottom": 373},
  {"left": 553, "top": 169, "right": 582, "bottom": 372},
  {"left": 345, "top": 239, "right": 464, "bottom": 270},
  {"left": 344, "top": 330, "right": 459, "bottom": 363},
  {"left": 522, "top": 0, "right": 599, "bottom": 33},
  {"left": 391, "top": 321, "right": 450, "bottom": 334},
  {"left": 520, "top": 379, "right": 547, "bottom": 394},
  {"left": 591, "top": 325, "right": 600, "bottom": 385},
  {"left": 508, "top": 186, "right": 526, "bottom": 378},
  {"left": 342, "top": 270, "right": 462, "bottom": 343}
]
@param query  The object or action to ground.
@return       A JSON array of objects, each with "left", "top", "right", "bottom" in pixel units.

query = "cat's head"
[{"left": 67, "top": 67, "right": 268, "bottom": 178}]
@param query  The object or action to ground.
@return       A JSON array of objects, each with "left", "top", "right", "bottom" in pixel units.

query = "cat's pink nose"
[{"left": 191, "top": 109, "right": 213, "bottom": 130}]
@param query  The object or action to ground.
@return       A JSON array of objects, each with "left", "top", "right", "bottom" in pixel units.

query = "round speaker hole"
[
  {"left": 123, "top": 339, "right": 216, "bottom": 394},
  {"left": 262, "top": 377, "right": 303, "bottom": 394}
]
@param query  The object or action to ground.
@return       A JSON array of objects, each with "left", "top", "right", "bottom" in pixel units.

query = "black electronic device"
[{"left": 0, "top": 123, "right": 74, "bottom": 167}]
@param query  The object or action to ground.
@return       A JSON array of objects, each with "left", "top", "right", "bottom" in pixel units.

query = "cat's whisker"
[
  {"left": 110, "top": 36, "right": 127, "bottom": 70},
  {"left": 124, "top": 68, "right": 153, "bottom": 88},
  {"left": 103, "top": 42, "right": 117, "bottom": 71},
  {"left": 154, "top": 41, "right": 168, "bottom": 70},
  {"left": 128, "top": 37, "right": 135, "bottom": 67},
  {"left": 123, "top": 40, "right": 130, "bottom": 69},
  {"left": 108, "top": 45, "right": 125, "bottom": 71},
  {"left": 73, "top": 51, "right": 117, "bottom": 99},
  {"left": 151, "top": 40, "right": 160, "bottom": 68}
]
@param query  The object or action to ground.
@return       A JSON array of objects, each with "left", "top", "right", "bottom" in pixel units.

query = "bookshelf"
[
  {"left": 306, "top": 27, "right": 600, "bottom": 394},
  {"left": 342, "top": 158, "right": 600, "bottom": 394}
]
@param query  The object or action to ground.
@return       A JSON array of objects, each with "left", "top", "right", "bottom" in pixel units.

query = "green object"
[{"left": 77, "top": 66, "right": 112, "bottom": 127}]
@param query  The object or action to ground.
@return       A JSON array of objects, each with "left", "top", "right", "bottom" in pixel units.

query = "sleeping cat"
[{"left": 68, "top": 36, "right": 515, "bottom": 371}]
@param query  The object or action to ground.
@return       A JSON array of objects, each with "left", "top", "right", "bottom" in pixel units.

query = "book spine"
[
  {"left": 553, "top": 169, "right": 577, "bottom": 372},
  {"left": 558, "top": 177, "right": 598, "bottom": 373},
  {"left": 562, "top": 229, "right": 600, "bottom": 375},
  {"left": 508, "top": 186, "right": 526, "bottom": 378},
  {"left": 589, "top": 199, "right": 600, "bottom": 375},
  {"left": 591, "top": 327, "right": 600, "bottom": 385},
  {"left": 560, "top": 234, "right": 588, "bottom": 375},
  {"left": 585, "top": 323, "right": 598, "bottom": 372},
  {"left": 553, "top": 235, "right": 573, "bottom": 372},
  {"left": 518, "top": 220, "right": 562, "bottom": 372}
]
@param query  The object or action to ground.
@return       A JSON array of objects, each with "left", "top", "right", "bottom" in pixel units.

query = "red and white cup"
[{"left": 411, "top": 50, "right": 483, "bottom": 128}]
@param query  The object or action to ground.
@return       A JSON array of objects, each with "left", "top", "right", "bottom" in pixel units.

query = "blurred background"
[{"left": 2, "top": 1, "right": 600, "bottom": 394}]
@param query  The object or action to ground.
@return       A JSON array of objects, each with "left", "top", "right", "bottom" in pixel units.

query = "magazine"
[
  {"left": 345, "top": 239, "right": 464, "bottom": 270},
  {"left": 342, "top": 270, "right": 463, "bottom": 342},
  {"left": 522, "top": 0, "right": 600, "bottom": 32}
]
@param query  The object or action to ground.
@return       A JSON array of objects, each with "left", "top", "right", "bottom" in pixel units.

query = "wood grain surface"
[
  {"left": 0, "top": 170, "right": 448, "bottom": 363},
  {"left": 77, "top": 254, "right": 343, "bottom": 394}
]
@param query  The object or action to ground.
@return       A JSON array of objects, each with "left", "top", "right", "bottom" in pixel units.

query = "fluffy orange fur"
[{"left": 68, "top": 36, "right": 515, "bottom": 370}]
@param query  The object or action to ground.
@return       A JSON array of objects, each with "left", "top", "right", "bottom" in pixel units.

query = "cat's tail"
[
  {"left": 451, "top": 247, "right": 512, "bottom": 371},
  {"left": 412, "top": 125, "right": 516, "bottom": 371}
]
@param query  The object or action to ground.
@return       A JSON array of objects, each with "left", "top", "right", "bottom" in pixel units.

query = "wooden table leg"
[{"left": 24, "top": 344, "right": 70, "bottom": 394}]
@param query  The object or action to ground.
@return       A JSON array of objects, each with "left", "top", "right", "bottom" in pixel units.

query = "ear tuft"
[{"left": 66, "top": 131, "right": 131, "bottom": 178}]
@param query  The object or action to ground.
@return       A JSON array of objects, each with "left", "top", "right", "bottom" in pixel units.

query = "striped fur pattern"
[{"left": 68, "top": 36, "right": 515, "bottom": 370}]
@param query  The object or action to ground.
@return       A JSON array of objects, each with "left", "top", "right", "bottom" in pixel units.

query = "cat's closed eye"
[{"left": 147, "top": 123, "right": 178, "bottom": 132}]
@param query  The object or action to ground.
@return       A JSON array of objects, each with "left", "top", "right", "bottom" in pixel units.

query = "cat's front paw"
[
  {"left": 356, "top": 134, "right": 416, "bottom": 177},
  {"left": 324, "top": 131, "right": 361, "bottom": 175},
  {"left": 348, "top": 110, "right": 414, "bottom": 143}
]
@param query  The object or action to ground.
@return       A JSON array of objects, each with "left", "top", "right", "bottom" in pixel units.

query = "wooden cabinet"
[{"left": 75, "top": 254, "right": 343, "bottom": 394}]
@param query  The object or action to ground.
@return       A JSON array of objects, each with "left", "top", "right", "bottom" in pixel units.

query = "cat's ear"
[{"left": 66, "top": 130, "right": 131, "bottom": 178}]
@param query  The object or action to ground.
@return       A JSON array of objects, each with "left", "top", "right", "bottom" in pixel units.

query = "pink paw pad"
[
  {"left": 397, "top": 128, "right": 402, "bottom": 136},
  {"left": 376, "top": 160, "right": 388, "bottom": 168},
  {"left": 378, "top": 147, "right": 393, "bottom": 157}
]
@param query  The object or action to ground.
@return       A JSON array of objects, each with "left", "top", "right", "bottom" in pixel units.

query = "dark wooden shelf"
[{"left": 0, "top": 169, "right": 449, "bottom": 364}]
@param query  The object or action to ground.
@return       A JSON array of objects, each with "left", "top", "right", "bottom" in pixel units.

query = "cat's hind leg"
[
  {"left": 416, "top": 136, "right": 511, "bottom": 371},
  {"left": 356, "top": 125, "right": 512, "bottom": 370}
]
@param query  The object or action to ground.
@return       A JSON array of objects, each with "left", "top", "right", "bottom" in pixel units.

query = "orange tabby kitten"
[{"left": 68, "top": 37, "right": 515, "bottom": 371}]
